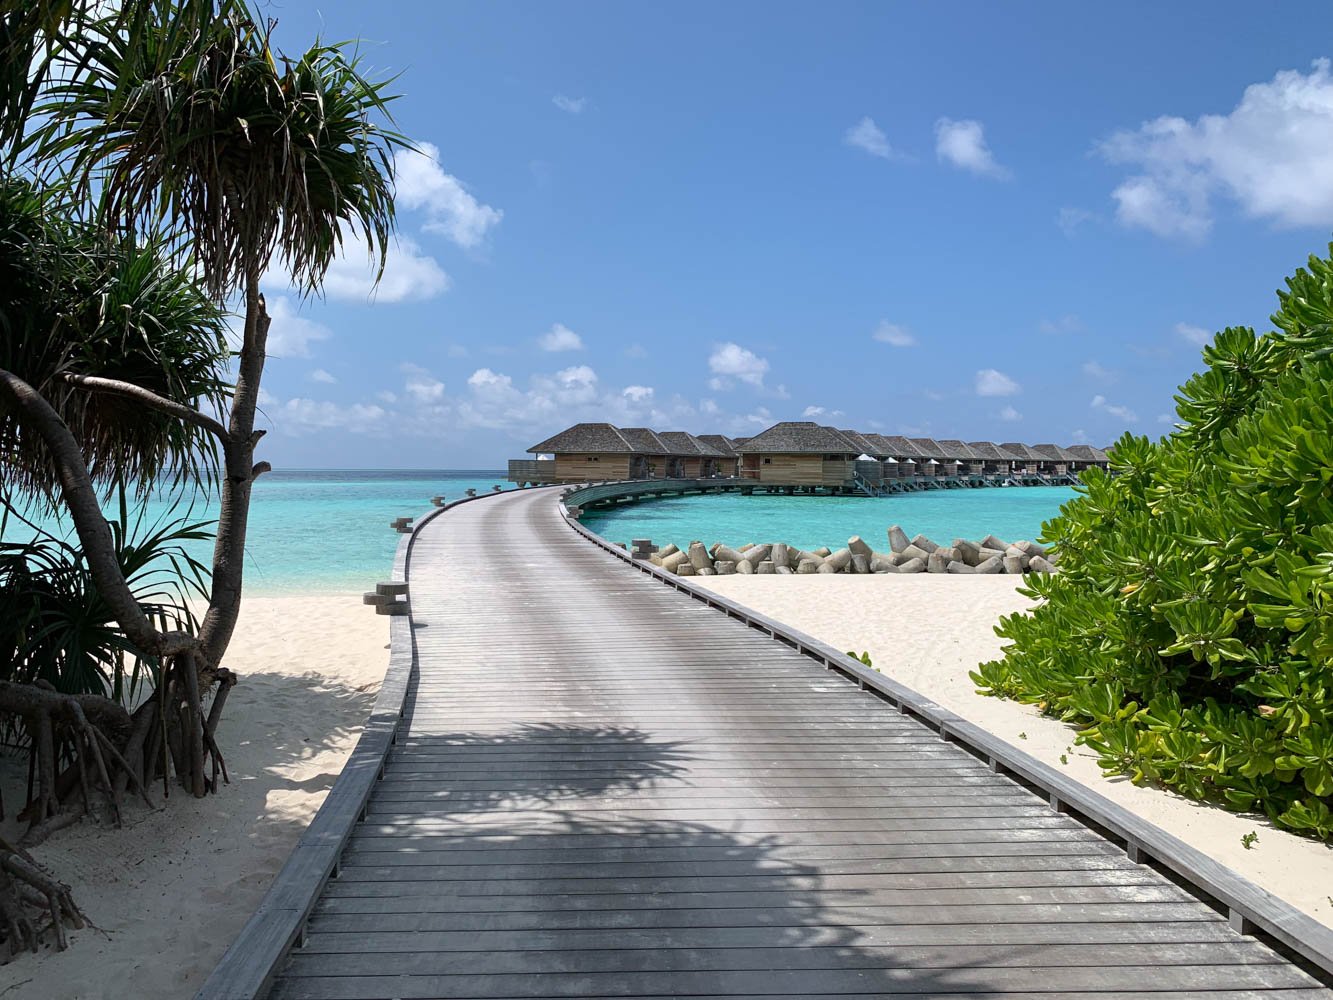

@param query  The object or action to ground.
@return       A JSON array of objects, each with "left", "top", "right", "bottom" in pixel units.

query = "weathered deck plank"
[{"left": 266, "top": 486, "right": 1332, "bottom": 998}]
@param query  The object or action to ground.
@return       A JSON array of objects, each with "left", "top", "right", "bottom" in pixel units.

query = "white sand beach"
[
  {"left": 693, "top": 573, "right": 1333, "bottom": 929},
  {"left": 0, "top": 594, "right": 388, "bottom": 1000}
]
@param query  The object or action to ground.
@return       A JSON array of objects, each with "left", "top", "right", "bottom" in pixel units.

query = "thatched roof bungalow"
[
  {"left": 737, "top": 422, "right": 860, "bottom": 487},
  {"left": 658, "top": 431, "right": 728, "bottom": 478},
  {"left": 696, "top": 434, "right": 741, "bottom": 477},
  {"left": 936, "top": 439, "right": 982, "bottom": 476},
  {"left": 967, "top": 441, "right": 1023, "bottom": 475},
  {"left": 870, "top": 435, "right": 924, "bottom": 477},
  {"left": 1000, "top": 442, "right": 1047, "bottom": 474},
  {"left": 527, "top": 423, "right": 639, "bottom": 483},
  {"left": 1065, "top": 444, "right": 1111, "bottom": 471},
  {"left": 1032, "top": 443, "right": 1080, "bottom": 476},
  {"left": 619, "top": 427, "right": 671, "bottom": 479}
]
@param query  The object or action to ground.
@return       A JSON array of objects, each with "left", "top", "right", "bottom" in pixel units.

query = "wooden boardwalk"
[{"left": 268, "top": 487, "right": 1332, "bottom": 999}]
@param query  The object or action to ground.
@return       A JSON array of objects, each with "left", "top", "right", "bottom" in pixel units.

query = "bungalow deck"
[{"left": 201, "top": 486, "right": 1333, "bottom": 998}]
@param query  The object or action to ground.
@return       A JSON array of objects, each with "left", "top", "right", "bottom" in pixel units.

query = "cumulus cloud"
[
  {"left": 310, "top": 368, "right": 337, "bottom": 384},
  {"left": 622, "top": 385, "right": 654, "bottom": 403},
  {"left": 402, "top": 363, "right": 445, "bottom": 403},
  {"left": 265, "top": 297, "right": 332, "bottom": 359},
  {"left": 802, "top": 405, "right": 844, "bottom": 418},
  {"left": 707, "top": 342, "right": 770, "bottom": 389},
  {"left": 538, "top": 323, "right": 584, "bottom": 352},
  {"left": 844, "top": 117, "right": 898, "bottom": 160},
  {"left": 1092, "top": 394, "right": 1139, "bottom": 423},
  {"left": 935, "top": 118, "right": 1009, "bottom": 178},
  {"left": 1100, "top": 60, "right": 1333, "bottom": 239},
  {"left": 974, "top": 368, "right": 1020, "bottom": 397},
  {"left": 552, "top": 94, "right": 586, "bottom": 114},
  {"left": 1176, "top": 322, "right": 1212, "bottom": 346},
  {"left": 1081, "top": 360, "right": 1117, "bottom": 382},
  {"left": 272, "top": 397, "right": 388, "bottom": 435},
  {"left": 871, "top": 321, "right": 917, "bottom": 347},
  {"left": 998, "top": 405, "right": 1022, "bottom": 422},
  {"left": 319, "top": 231, "right": 450, "bottom": 303},
  {"left": 394, "top": 141, "right": 503, "bottom": 249}
]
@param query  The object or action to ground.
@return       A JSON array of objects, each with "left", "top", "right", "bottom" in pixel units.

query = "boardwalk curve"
[{"left": 208, "top": 486, "right": 1333, "bottom": 998}]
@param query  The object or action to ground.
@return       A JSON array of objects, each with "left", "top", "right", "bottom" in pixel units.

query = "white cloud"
[
  {"left": 871, "top": 321, "right": 917, "bottom": 347},
  {"left": 1176, "top": 322, "right": 1212, "bottom": 346},
  {"left": 310, "top": 368, "right": 337, "bottom": 384},
  {"left": 935, "top": 118, "right": 1009, "bottom": 178},
  {"left": 1081, "top": 360, "right": 1116, "bottom": 382},
  {"left": 844, "top": 116, "right": 898, "bottom": 160},
  {"left": 1100, "top": 60, "right": 1333, "bottom": 239},
  {"left": 402, "top": 363, "right": 445, "bottom": 403},
  {"left": 622, "top": 385, "right": 654, "bottom": 404},
  {"left": 265, "top": 297, "right": 332, "bottom": 359},
  {"left": 394, "top": 141, "right": 503, "bottom": 249},
  {"left": 538, "top": 323, "right": 584, "bottom": 352},
  {"left": 801, "top": 405, "right": 844, "bottom": 418},
  {"left": 998, "top": 405, "right": 1022, "bottom": 422},
  {"left": 974, "top": 368, "right": 1020, "bottom": 397},
  {"left": 273, "top": 397, "right": 388, "bottom": 435},
  {"left": 1057, "top": 207, "right": 1097, "bottom": 236},
  {"left": 1092, "top": 394, "right": 1139, "bottom": 423},
  {"left": 707, "top": 342, "right": 770, "bottom": 389},
  {"left": 1039, "top": 314, "right": 1083, "bottom": 334},
  {"left": 319, "top": 231, "right": 450, "bottom": 303},
  {"left": 552, "top": 94, "right": 586, "bottom": 114}
]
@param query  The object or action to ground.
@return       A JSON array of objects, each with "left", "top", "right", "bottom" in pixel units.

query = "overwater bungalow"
[
  {"left": 737, "top": 422, "right": 861, "bottom": 488},
  {"left": 1065, "top": 444, "right": 1111, "bottom": 472},
  {"left": 522, "top": 422, "right": 640, "bottom": 483},
  {"left": 1032, "top": 444, "right": 1080, "bottom": 477},
  {"left": 936, "top": 439, "right": 982, "bottom": 479},
  {"left": 619, "top": 427, "right": 672, "bottom": 479},
  {"left": 874, "top": 435, "right": 926, "bottom": 479},
  {"left": 968, "top": 441, "right": 1022, "bottom": 477},
  {"left": 658, "top": 431, "right": 728, "bottom": 478},
  {"left": 1000, "top": 443, "right": 1048, "bottom": 476},
  {"left": 696, "top": 434, "right": 742, "bottom": 477}
]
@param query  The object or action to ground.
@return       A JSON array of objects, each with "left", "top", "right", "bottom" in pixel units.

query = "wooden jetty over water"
[{"left": 201, "top": 485, "right": 1333, "bottom": 999}]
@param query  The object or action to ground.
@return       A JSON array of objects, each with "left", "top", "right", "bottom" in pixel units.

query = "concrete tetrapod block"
[
  {"left": 736, "top": 560, "right": 755, "bottom": 574},
  {"left": 927, "top": 550, "right": 949, "bottom": 574},
  {"left": 934, "top": 546, "right": 960, "bottom": 564},
  {"left": 657, "top": 543, "right": 680, "bottom": 559},
  {"left": 825, "top": 548, "right": 853, "bottom": 572},
  {"left": 898, "top": 556, "right": 926, "bottom": 574},
  {"left": 980, "top": 533, "right": 1009, "bottom": 552},
  {"left": 887, "top": 525, "right": 910, "bottom": 553},
  {"left": 714, "top": 560, "right": 737, "bottom": 575},
  {"left": 869, "top": 556, "right": 899, "bottom": 574},
  {"left": 1003, "top": 554, "right": 1027, "bottom": 574},
  {"left": 901, "top": 544, "right": 931, "bottom": 563},
  {"left": 1029, "top": 555, "right": 1057, "bottom": 574},
  {"left": 675, "top": 563, "right": 696, "bottom": 576},
  {"left": 816, "top": 562, "right": 838, "bottom": 574},
  {"left": 741, "top": 544, "right": 773, "bottom": 569},
  {"left": 660, "top": 550, "right": 689, "bottom": 573},
  {"left": 910, "top": 534, "right": 939, "bottom": 554},
  {"left": 697, "top": 567, "right": 716, "bottom": 576},
  {"left": 1012, "top": 539, "right": 1046, "bottom": 558},
  {"left": 848, "top": 536, "right": 873, "bottom": 558},
  {"left": 796, "top": 559, "right": 822, "bottom": 574},
  {"left": 851, "top": 553, "right": 871, "bottom": 575},
  {"left": 975, "top": 555, "right": 1004, "bottom": 574},
  {"left": 812, "top": 546, "right": 832, "bottom": 558},
  {"left": 688, "top": 541, "right": 714, "bottom": 572},
  {"left": 756, "top": 560, "right": 776, "bottom": 574},
  {"left": 771, "top": 542, "right": 791, "bottom": 569},
  {"left": 947, "top": 560, "right": 977, "bottom": 574},
  {"left": 775, "top": 565, "right": 794, "bottom": 574},
  {"left": 953, "top": 538, "right": 982, "bottom": 566},
  {"left": 978, "top": 546, "right": 1006, "bottom": 562},
  {"left": 713, "top": 544, "right": 745, "bottom": 564}
]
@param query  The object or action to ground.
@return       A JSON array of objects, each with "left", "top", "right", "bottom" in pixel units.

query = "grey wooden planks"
[{"left": 268, "top": 487, "right": 1332, "bottom": 998}]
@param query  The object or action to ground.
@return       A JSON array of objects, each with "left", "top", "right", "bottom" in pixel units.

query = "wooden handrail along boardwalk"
[{"left": 259, "top": 486, "right": 1331, "bottom": 998}]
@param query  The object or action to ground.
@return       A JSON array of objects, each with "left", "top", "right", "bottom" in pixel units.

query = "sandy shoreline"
[
  {"left": 693, "top": 573, "right": 1333, "bottom": 929},
  {"left": 0, "top": 594, "right": 388, "bottom": 1000}
]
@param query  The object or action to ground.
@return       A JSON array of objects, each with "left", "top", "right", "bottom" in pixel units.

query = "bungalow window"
[
  {"left": 763, "top": 457, "right": 772, "bottom": 464},
  {"left": 586, "top": 456, "right": 600, "bottom": 462}
]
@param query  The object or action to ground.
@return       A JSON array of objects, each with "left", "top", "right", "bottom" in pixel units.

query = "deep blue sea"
[
  {"left": 581, "top": 486, "right": 1079, "bottom": 554},
  {"left": 7, "top": 474, "right": 1078, "bottom": 594}
]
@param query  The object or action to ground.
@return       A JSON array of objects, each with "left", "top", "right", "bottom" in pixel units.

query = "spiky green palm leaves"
[
  {"left": 37, "top": 0, "right": 406, "bottom": 300},
  {"left": 0, "top": 177, "right": 229, "bottom": 505}
]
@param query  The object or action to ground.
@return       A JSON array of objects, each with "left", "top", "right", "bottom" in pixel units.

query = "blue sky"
[{"left": 251, "top": 1, "right": 1333, "bottom": 468}]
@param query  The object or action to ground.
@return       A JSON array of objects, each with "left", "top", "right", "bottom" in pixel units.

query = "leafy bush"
[{"left": 972, "top": 247, "right": 1333, "bottom": 840}]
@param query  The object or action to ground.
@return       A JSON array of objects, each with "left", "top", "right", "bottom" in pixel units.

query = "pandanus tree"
[{"left": 0, "top": 0, "right": 405, "bottom": 952}]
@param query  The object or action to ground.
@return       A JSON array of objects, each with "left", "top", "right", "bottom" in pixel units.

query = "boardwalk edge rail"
[
  {"left": 557, "top": 482, "right": 1333, "bottom": 982},
  {"left": 195, "top": 490, "right": 501, "bottom": 1000}
]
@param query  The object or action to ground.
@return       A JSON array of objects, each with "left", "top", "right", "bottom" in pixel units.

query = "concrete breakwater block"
[{"left": 653, "top": 530, "right": 1058, "bottom": 578}]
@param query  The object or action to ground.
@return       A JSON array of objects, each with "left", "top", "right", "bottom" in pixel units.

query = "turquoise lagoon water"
[
  {"left": 6, "top": 470, "right": 509, "bottom": 595},
  {"left": 580, "top": 486, "right": 1080, "bottom": 553}
]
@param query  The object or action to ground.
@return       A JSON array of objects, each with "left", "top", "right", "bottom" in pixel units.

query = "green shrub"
[{"left": 973, "top": 247, "right": 1333, "bottom": 840}]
